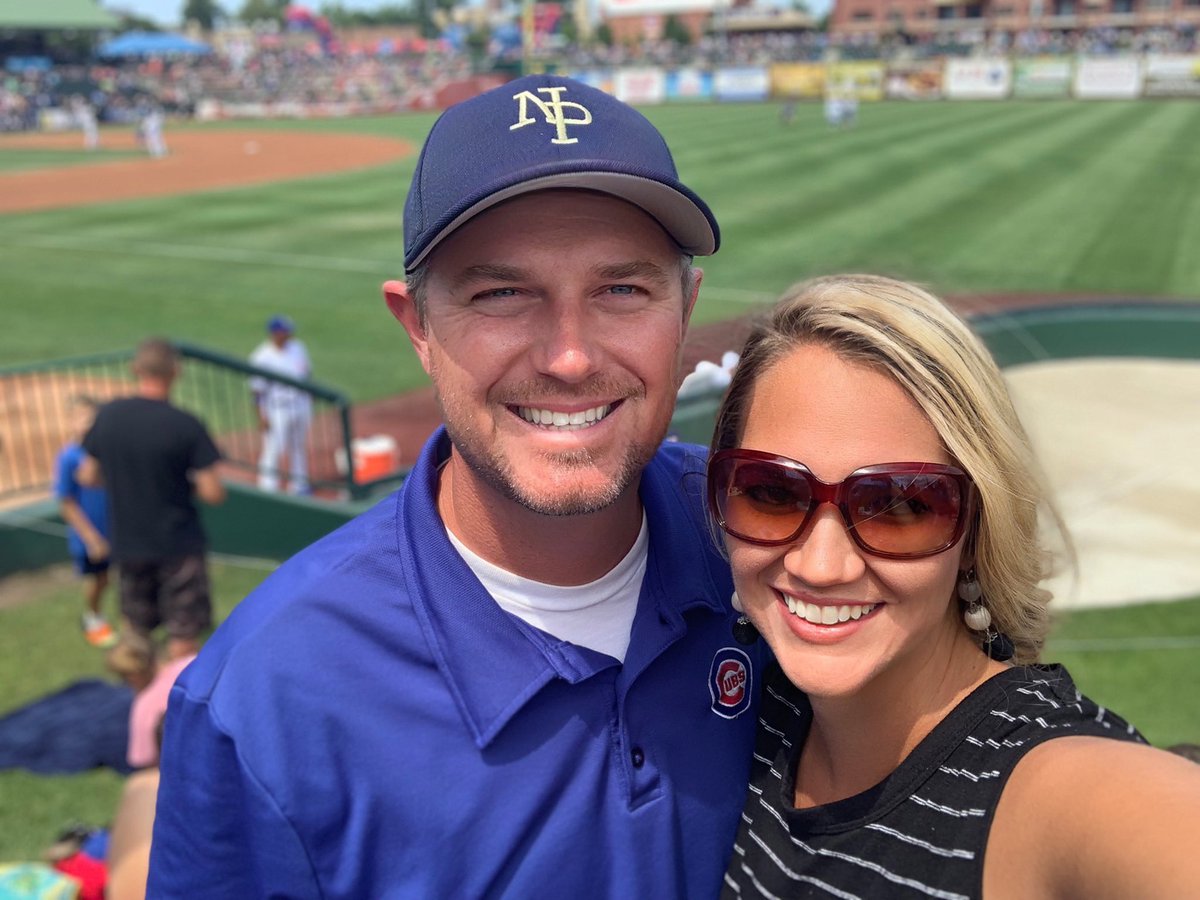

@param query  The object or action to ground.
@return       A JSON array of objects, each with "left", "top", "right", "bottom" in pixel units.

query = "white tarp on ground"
[{"left": 1007, "top": 358, "right": 1200, "bottom": 609}]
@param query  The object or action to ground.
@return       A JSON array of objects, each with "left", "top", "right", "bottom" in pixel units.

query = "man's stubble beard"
[{"left": 433, "top": 377, "right": 666, "bottom": 518}]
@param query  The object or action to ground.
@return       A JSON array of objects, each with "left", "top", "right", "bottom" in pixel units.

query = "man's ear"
[{"left": 383, "top": 279, "right": 432, "bottom": 375}]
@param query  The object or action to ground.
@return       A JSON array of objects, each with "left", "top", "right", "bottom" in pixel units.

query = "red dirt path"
[{"left": 0, "top": 129, "right": 412, "bottom": 214}]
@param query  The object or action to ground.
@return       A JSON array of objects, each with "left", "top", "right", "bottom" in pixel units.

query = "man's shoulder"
[
  {"left": 650, "top": 439, "right": 708, "bottom": 475},
  {"left": 645, "top": 440, "right": 711, "bottom": 515}
]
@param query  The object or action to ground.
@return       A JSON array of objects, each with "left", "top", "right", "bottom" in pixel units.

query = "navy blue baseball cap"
[
  {"left": 403, "top": 74, "right": 720, "bottom": 272},
  {"left": 267, "top": 315, "right": 295, "bottom": 333}
]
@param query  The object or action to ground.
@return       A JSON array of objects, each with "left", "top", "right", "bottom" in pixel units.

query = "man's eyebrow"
[
  {"left": 451, "top": 264, "right": 527, "bottom": 288},
  {"left": 594, "top": 260, "right": 674, "bottom": 283}
]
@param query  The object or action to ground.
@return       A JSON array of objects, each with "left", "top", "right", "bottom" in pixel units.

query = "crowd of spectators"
[
  {"left": 1, "top": 20, "right": 1196, "bottom": 132},
  {"left": 1, "top": 64, "right": 183, "bottom": 132},
  {"left": 153, "top": 45, "right": 472, "bottom": 108},
  {"left": 809, "top": 22, "right": 1197, "bottom": 58},
  {"left": 0, "top": 45, "right": 472, "bottom": 131}
]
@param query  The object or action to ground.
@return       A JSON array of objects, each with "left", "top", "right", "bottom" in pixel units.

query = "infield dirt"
[{"left": 0, "top": 129, "right": 411, "bottom": 214}]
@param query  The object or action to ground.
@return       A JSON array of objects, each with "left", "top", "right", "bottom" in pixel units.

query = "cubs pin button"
[{"left": 709, "top": 647, "right": 753, "bottom": 719}]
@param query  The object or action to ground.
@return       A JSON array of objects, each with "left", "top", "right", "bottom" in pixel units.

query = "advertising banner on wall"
[
  {"left": 771, "top": 62, "right": 825, "bottom": 99},
  {"left": 614, "top": 67, "right": 666, "bottom": 104},
  {"left": 1073, "top": 57, "right": 1142, "bottom": 98},
  {"left": 714, "top": 66, "right": 771, "bottom": 101},
  {"left": 885, "top": 62, "right": 943, "bottom": 100},
  {"left": 944, "top": 58, "right": 1012, "bottom": 99},
  {"left": 1143, "top": 55, "right": 1200, "bottom": 97},
  {"left": 665, "top": 68, "right": 713, "bottom": 100},
  {"left": 1013, "top": 58, "right": 1072, "bottom": 98},
  {"left": 828, "top": 61, "right": 885, "bottom": 101},
  {"left": 569, "top": 69, "right": 616, "bottom": 95}
]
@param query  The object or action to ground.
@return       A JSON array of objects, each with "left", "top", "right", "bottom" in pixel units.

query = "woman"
[{"left": 708, "top": 275, "right": 1200, "bottom": 899}]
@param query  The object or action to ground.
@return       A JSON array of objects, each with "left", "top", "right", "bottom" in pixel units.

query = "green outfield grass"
[
  {"left": 2, "top": 100, "right": 1199, "bottom": 401},
  {"left": 0, "top": 559, "right": 1196, "bottom": 861},
  {"left": 0, "top": 147, "right": 137, "bottom": 172}
]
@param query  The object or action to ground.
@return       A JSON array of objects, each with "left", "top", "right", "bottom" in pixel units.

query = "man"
[
  {"left": 80, "top": 339, "right": 226, "bottom": 661},
  {"left": 148, "top": 75, "right": 766, "bottom": 898},
  {"left": 249, "top": 314, "right": 313, "bottom": 494}
]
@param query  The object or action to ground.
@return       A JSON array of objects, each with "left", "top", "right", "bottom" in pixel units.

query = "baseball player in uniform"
[
  {"left": 150, "top": 75, "right": 767, "bottom": 898},
  {"left": 142, "top": 106, "right": 167, "bottom": 158},
  {"left": 249, "top": 315, "right": 312, "bottom": 495}
]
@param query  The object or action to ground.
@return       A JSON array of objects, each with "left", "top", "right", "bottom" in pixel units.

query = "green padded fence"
[
  {"left": 3, "top": 301, "right": 1198, "bottom": 579},
  {"left": 973, "top": 303, "right": 1200, "bottom": 369}
]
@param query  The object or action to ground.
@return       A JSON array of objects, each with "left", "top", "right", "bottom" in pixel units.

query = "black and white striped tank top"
[{"left": 722, "top": 664, "right": 1144, "bottom": 900}]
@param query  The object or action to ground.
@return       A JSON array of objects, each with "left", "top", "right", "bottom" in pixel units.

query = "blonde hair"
[{"left": 712, "top": 274, "right": 1068, "bottom": 664}]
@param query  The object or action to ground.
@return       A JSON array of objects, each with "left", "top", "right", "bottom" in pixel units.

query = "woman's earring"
[
  {"left": 958, "top": 569, "right": 1014, "bottom": 662},
  {"left": 730, "top": 591, "right": 760, "bottom": 645},
  {"left": 982, "top": 629, "right": 1016, "bottom": 662}
]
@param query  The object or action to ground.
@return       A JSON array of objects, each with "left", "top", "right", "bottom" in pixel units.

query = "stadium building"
[
  {"left": 600, "top": 0, "right": 723, "bottom": 43},
  {"left": 829, "top": 0, "right": 1200, "bottom": 42}
]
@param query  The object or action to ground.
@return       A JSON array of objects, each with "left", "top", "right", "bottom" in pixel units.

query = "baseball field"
[
  {"left": 2, "top": 98, "right": 1199, "bottom": 860},
  {"left": 3, "top": 99, "right": 1199, "bottom": 400}
]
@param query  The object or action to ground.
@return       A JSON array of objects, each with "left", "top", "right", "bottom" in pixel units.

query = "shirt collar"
[{"left": 395, "top": 429, "right": 726, "bottom": 748}]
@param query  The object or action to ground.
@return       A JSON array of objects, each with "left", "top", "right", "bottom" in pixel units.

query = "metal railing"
[{"left": 0, "top": 342, "right": 363, "bottom": 503}]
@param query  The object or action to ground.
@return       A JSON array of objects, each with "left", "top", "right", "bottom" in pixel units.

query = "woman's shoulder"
[
  {"left": 986, "top": 697, "right": 1200, "bottom": 899},
  {"left": 982, "top": 664, "right": 1144, "bottom": 743}
]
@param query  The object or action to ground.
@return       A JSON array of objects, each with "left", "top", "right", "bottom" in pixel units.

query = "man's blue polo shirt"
[{"left": 149, "top": 429, "right": 767, "bottom": 899}]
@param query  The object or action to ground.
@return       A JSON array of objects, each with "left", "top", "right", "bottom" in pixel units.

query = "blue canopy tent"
[{"left": 98, "top": 31, "right": 213, "bottom": 58}]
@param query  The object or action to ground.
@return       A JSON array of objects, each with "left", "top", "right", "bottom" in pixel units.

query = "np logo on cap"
[
  {"left": 510, "top": 85, "right": 592, "bottom": 145},
  {"left": 403, "top": 74, "right": 720, "bottom": 272}
]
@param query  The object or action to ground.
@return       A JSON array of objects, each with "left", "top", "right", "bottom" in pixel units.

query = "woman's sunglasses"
[{"left": 707, "top": 449, "right": 973, "bottom": 560}]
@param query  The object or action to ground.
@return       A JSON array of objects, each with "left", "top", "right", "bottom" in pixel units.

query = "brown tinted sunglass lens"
[
  {"left": 846, "top": 474, "right": 963, "bottom": 555},
  {"left": 721, "top": 459, "right": 812, "bottom": 543}
]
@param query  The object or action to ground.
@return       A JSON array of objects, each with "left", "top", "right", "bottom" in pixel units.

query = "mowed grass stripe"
[
  {"left": 661, "top": 100, "right": 1008, "bottom": 212},
  {"left": 934, "top": 102, "right": 1196, "bottom": 293},
  {"left": 851, "top": 101, "right": 1161, "bottom": 287},
  {"left": 712, "top": 101, "right": 1066, "bottom": 238},
  {"left": 696, "top": 102, "right": 1098, "bottom": 300},
  {"left": 679, "top": 104, "right": 1041, "bottom": 292},
  {"left": 1068, "top": 102, "right": 1200, "bottom": 294},
  {"left": 0, "top": 161, "right": 410, "bottom": 254}
]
